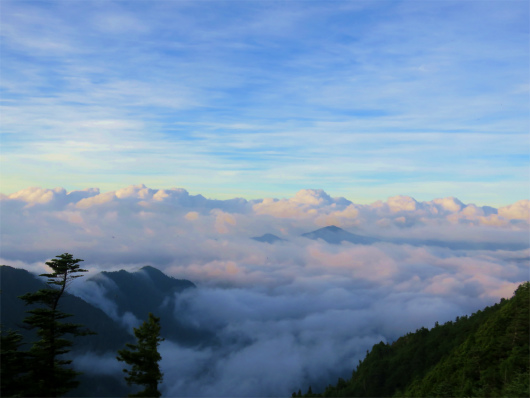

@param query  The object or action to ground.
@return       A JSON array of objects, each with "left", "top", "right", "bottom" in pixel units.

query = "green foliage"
[
  {"left": 117, "top": 313, "right": 164, "bottom": 398},
  {"left": 403, "top": 281, "right": 529, "bottom": 398},
  {"left": 17, "top": 253, "right": 93, "bottom": 397},
  {"left": 296, "top": 282, "right": 529, "bottom": 398}
]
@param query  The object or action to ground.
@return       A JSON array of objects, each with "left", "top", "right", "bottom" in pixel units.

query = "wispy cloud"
[{"left": 1, "top": 1, "right": 528, "bottom": 204}]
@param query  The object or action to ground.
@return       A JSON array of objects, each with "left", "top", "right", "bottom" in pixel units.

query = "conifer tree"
[
  {"left": 19, "top": 253, "right": 92, "bottom": 397},
  {"left": 117, "top": 313, "right": 164, "bottom": 397}
]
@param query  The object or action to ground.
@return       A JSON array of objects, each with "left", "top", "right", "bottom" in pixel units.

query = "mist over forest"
[{"left": 2, "top": 185, "right": 528, "bottom": 396}]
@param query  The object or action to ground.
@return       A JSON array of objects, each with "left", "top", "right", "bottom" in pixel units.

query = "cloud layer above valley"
[
  {"left": 2, "top": 185, "right": 528, "bottom": 396},
  {"left": 2, "top": 184, "right": 528, "bottom": 283}
]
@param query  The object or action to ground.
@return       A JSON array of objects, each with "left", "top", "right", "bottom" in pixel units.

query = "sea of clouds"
[{"left": 2, "top": 184, "right": 529, "bottom": 396}]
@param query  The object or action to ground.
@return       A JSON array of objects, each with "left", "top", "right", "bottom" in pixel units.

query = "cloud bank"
[{"left": 2, "top": 185, "right": 529, "bottom": 396}]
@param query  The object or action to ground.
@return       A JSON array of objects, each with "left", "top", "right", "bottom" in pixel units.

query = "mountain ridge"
[
  {"left": 252, "top": 233, "right": 286, "bottom": 244},
  {"left": 302, "top": 225, "right": 379, "bottom": 245},
  {"left": 0, "top": 264, "right": 212, "bottom": 397},
  {"left": 295, "top": 281, "right": 530, "bottom": 397},
  {"left": 81, "top": 266, "right": 212, "bottom": 346},
  {"left": 0, "top": 265, "right": 132, "bottom": 353}
]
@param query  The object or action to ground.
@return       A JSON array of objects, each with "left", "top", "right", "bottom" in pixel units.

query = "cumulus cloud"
[
  {"left": 499, "top": 199, "right": 530, "bottom": 221},
  {"left": 387, "top": 195, "right": 419, "bottom": 212},
  {"left": 1, "top": 184, "right": 528, "bottom": 266},
  {"left": 8, "top": 186, "right": 99, "bottom": 208},
  {"left": 2, "top": 184, "right": 529, "bottom": 396},
  {"left": 253, "top": 189, "right": 352, "bottom": 221},
  {"left": 185, "top": 211, "right": 199, "bottom": 221},
  {"left": 212, "top": 209, "right": 237, "bottom": 234}
]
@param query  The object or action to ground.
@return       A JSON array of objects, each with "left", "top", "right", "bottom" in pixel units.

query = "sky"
[{"left": 1, "top": 0, "right": 529, "bottom": 205}]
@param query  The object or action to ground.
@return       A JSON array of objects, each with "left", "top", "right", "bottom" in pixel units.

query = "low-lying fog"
[{"left": 2, "top": 185, "right": 528, "bottom": 396}]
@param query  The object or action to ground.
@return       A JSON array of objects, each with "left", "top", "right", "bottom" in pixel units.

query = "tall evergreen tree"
[
  {"left": 117, "top": 313, "right": 164, "bottom": 398},
  {"left": 19, "top": 253, "right": 93, "bottom": 397}
]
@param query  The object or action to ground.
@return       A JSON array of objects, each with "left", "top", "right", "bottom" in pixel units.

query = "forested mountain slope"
[
  {"left": 297, "top": 282, "right": 529, "bottom": 398},
  {"left": 0, "top": 265, "right": 210, "bottom": 397},
  {"left": 83, "top": 266, "right": 214, "bottom": 345},
  {"left": 0, "top": 265, "right": 132, "bottom": 353}
]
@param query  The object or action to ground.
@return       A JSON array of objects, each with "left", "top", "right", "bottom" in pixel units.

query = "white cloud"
[
  {"left": 185, "top": 211, "right": 199, "bottom": 221},
  {"left": 7, "top": 186, "right": 100, "bottom": 209},
  {"left": 499, "top": 199, "right": 530, "bottom": 221},
  {"left": 8, "top": 186, "right": 66, "bottom": 204},
  {"left": 212, "top": 209, "right": 237, "bottom": 234},
  {"left": 432, "top": 197, "right": 464, "bottom": 213},
  {"left": 253, "top": 189, "right": 351, "bottom": 220},
  {"left": 3, "top": 184, "right": 529, "bottom": 396},
  {"left": 291, "top": 189, "right": 334, "bottom": 205}
]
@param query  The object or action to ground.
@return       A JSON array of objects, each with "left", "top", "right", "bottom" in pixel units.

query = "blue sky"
[{"left": 1, "top": 0, "right": 528, "bottom": 205}]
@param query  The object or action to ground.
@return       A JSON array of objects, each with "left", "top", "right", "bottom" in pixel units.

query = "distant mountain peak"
[
  {"left": 139, "top": 265, "right": 164, "bottom": 275},
  {"left": 302, "top": 226, "right": 378, "bottom": 245},
  {"left": 83, "top": 267, "right": 209, "bottom": 346},
  {"left": 94, "top": 266, "right": 195, "bottom": 292},
  {"left": 252, "top": 233, "right": 286, "bottom": 244},
  {"left": 320, "top": 225, "right": 343, "bottom": 232}
]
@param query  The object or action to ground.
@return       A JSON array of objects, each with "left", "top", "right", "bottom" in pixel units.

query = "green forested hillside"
[{"left": 297, "top": 282, "right": 529, "bottom": 398}]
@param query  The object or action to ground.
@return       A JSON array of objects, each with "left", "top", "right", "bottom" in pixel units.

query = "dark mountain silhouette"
[
  {"left": 84, "top": 265, "right": 213, "bottom": 346},
  {"left": 302, "top": 225, "right": 379, "bottom": 245},
  {"left": 1, "top": 264, "right": 213, "bottom": 397},
  {"left": 0, "top": 265, "right": 133, "bottom": 397},
  {"left": 0, "top": 265, "right": 132, "bottom": 353},
  {"left": 252, "top": 233, "right": 286, "bottom": 243},
  {"left": 1, "top": 264, "right": 213, "bottom": 347}
]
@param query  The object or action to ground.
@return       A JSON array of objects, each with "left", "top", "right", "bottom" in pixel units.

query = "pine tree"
[
  {"left": 117, "top": 313, "right": 164, "bottom": 398},
  {"left": 19, "top": 253, "right": 93, "bottom": 397}
]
